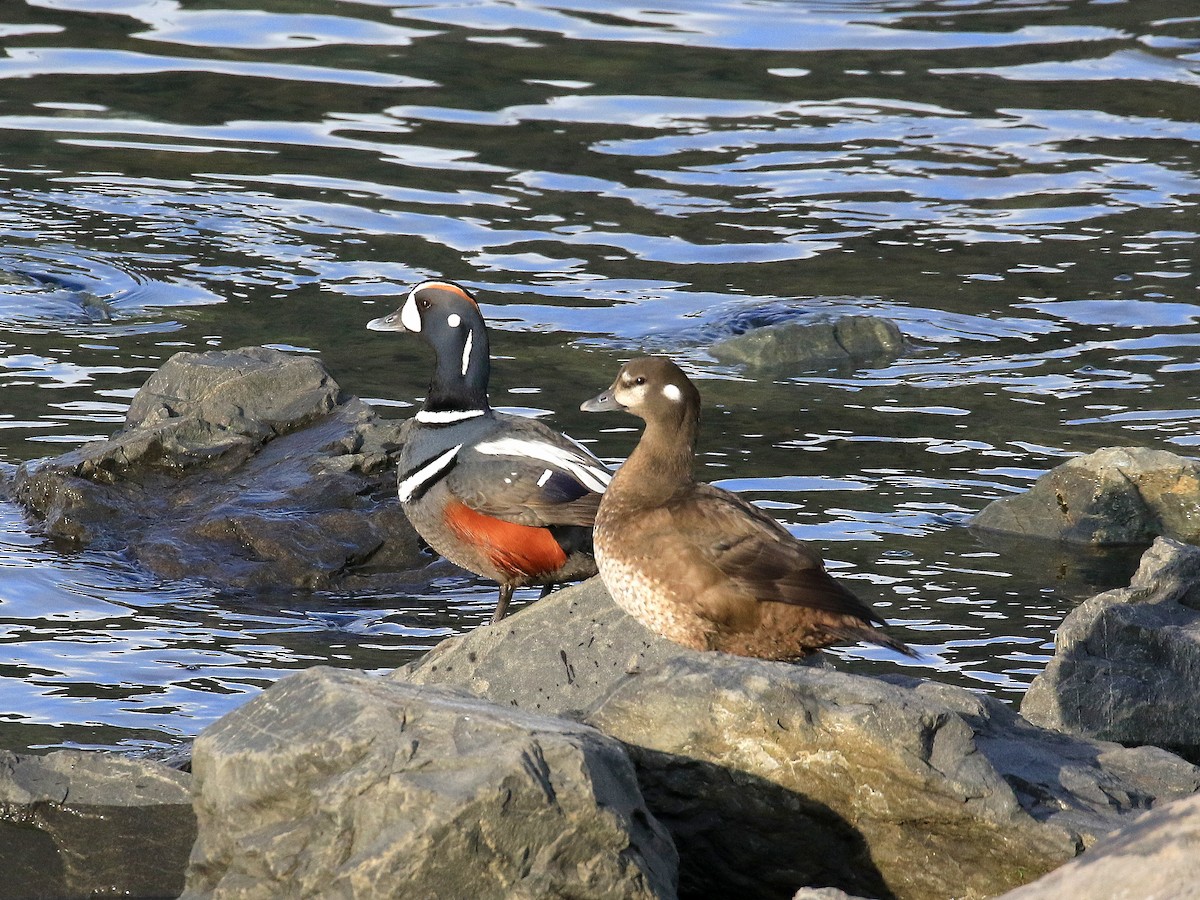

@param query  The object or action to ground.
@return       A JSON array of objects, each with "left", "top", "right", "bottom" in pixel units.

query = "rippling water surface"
[{"left": 1, "top": 0, "right": 1198, "bottom": 753}]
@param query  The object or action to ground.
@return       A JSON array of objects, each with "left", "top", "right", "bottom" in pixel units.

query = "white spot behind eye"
[
  {"left": 662, "top": 384, "right": 683, "bottom": 401},
  {"left": 447, "top": 313, "right": 461, "bottom": 328}
]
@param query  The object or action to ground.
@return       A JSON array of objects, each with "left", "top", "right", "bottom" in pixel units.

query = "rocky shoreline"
[{"left": 5, "top": 347, "right": 1200, "bottom": 899}]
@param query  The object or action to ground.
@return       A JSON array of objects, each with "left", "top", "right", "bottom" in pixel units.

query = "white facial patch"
[
  {"left": 446, "top": 313, "right": 461, "bottom": 328},
  {"left": 461, "top": 330, "right": 473, "bottom": 377},
  {"left": 662, "top": 383, "right": 683, "bottom": 402},
  {"left": 473, "top": 438, "right": 612, "bottom": 494},
  {"left": 400, "top": 289, "right": 423, "bottom": 333}
]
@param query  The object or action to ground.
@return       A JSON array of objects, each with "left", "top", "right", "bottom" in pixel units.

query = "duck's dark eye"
[
  {"left": 419, "top": 298, "right": 431, "bottom": 311},
  {"left": 633, "top": 376, "right": 646, "bottom": 386}
]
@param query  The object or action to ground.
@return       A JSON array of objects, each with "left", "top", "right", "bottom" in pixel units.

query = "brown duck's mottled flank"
[{"left": 582, "top": 356, "right": 913, "bottom": 660}]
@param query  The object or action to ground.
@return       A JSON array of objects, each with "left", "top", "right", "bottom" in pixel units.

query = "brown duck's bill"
[
  {"left": 366, "top": 310, "right": 407, "bottom": 332},
  {"left": 580, "top": 389, "right": 623, "bottom": 413}
]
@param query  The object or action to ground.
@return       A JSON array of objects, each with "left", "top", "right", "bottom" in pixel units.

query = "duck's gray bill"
[
  {"left": 366, "top": 311, "right": 406, "bottom": 332},
  {"left": 581, "top": 390, "right": 622, "bottom": 413}
]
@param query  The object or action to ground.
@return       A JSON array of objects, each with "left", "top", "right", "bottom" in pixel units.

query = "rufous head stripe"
[{"left": 414, "top": 280, "right": 478, "bottom": 307}]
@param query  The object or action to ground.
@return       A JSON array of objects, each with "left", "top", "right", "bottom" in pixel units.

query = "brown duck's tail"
[{"left": 833, "top": 624, "right": 919, "bottom": 658}]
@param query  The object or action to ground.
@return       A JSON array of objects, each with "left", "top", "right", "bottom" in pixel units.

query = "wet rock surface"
[
  {"left": 0, "top": 749, "right": 195, "bottom": 900},
  {"left": 13, "top": 346, "right": 424, "bottom": 592},
  {"left": 995, "top": 791, "right": 1200, "bottom": 900},
  {"left": 709, "top": 314, "right": 905, "bottom": 371},
  {"left": 972, "top": 446, "right": 1200, "bottom": 546},
  {"left": 1022, "top": 537, "right": 1200, "bottom": 761},
  {"left": 398, "top": 577, "right": 1200, "bottom": 900},
  {"left": 182, "top": 666, "right": 678, "bottom": 900}
]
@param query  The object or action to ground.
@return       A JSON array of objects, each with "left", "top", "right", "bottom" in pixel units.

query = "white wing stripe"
[
  {"left": 474, "top": 437, "right": 611, "bottom": 494},
  {"left": 398, "top": 444, "right": 462, "bottom": 502}
]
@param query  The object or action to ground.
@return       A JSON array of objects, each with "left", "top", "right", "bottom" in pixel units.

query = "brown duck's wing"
[{"left": 667, "top": 484, "right": 885, "bottom": 625}]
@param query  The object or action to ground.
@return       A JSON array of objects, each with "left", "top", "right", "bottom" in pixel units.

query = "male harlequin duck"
[
  {"left": 368, "top": 280, "right": 611, "bottom": 623},
  {"left": 581, "top": 356, "right": 913, "bottom": 659}
]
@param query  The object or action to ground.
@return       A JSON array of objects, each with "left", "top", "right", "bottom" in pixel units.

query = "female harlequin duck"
[
  {"left": 581, "top": 356, "right": 913, "bottom": 659},
  {"left": 368, "top": 280, "right": 611, "bottom": 623}
]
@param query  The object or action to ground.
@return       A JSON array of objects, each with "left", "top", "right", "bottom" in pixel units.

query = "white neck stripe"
[
  {"left": 398, "top": 444, "right": 462, "bottom": 502},
  {"left": 415, "top": 409, "right": 486, "bottom": 424},
  {"left": 461, "top": 329, "right": 473, "bottom": 378}
]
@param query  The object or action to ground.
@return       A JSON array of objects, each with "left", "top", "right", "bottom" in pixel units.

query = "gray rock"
[
  {"left": 710, "top": 315, "right": 905, "bottom": 370},
  {"left": 397, "top": 578, "right": 1200, "bottom": 900},
  {"left": 973, "top": 446, "right": 1200, "bottom": 545},
  {"left": 124, "top": 344, "right": 339, "bottom": 444},
  {"left": 396, "top": 574, "right": 826, "bottom": 719},
  {"left": 0, "top": 749, "right": 195, "bottom": 899},
  {"left": 996, "top": 791, "right": 1200, "bottom": 900},
  {"left": 14, "top": 347, "right": 424, "bottom": 591},
  {"left": 183, "top": 666, "right": 677, "bottom": 900},
  {"left": 1022, "top": 537, "right": 1200, "bottom": 760}
]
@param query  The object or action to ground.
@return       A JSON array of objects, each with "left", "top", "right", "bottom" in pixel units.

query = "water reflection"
[{"left": 0, "top": 0, "right": 1197, "bottom": 751}]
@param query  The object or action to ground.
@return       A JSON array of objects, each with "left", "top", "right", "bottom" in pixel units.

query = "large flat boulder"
[
  {"left": 396, "top": 574, "right": 825, "bottom": 720},
  {"left": 397, "top": 578, "right": 1200, "bottom": 900},
  {"left": 13, "top": 347, "right": 424, "bottom": 592},
  {"left": 996, "top": 791, "right": 1200, "bottom": 900},
  {"left": 182, "top": 666, "right": 677, "bottom": 900},
  {"left": 1022, "top": 537, "right": 1200, "bottom": 761},
  {"left": 972, "top": 446, "right": 1200, "bottom": 545},
  {"left": 0, "top": 749, "right": 195, "bottom": 899}
]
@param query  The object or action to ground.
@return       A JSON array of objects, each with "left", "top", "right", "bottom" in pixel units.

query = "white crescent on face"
[{"left": 400, "top": 289, "right": 423, "bottom": 333}]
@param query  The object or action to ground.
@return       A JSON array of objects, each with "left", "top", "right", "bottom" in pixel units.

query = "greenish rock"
[
  {"left": 710, "top": 315, "right": 905, "bottom": 370},
  {"left": 1022, "top": 537, "right": 1200, "bottom": 760},
  {"left": 972, "top": 447, "right": 1200, "bottom": 546}
]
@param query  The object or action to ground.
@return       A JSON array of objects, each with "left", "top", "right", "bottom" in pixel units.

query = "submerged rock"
[
  {"left": 398, "top": 577, "right": 1200, "bottom": 900},
  {"left": 709, "top": 314, "right": 905, "bottom": 371},
  {"left": 996, "top": 791, "right": 1200, "bottom": 900},
  {"left": 972, "top": 446, "right": 1200, "bottom": 546},
  {"left": 182, "top": 666, "right": 678, "bottom": 900},
  {"left": 0, "top": 749, "right": 195, "bottom": 900},
  {"left": 13, "top": 346, "right": 423, "bottom": 592},
  {"left": 1022, "top": 537, "right": 1200, "bottom": 761}
]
